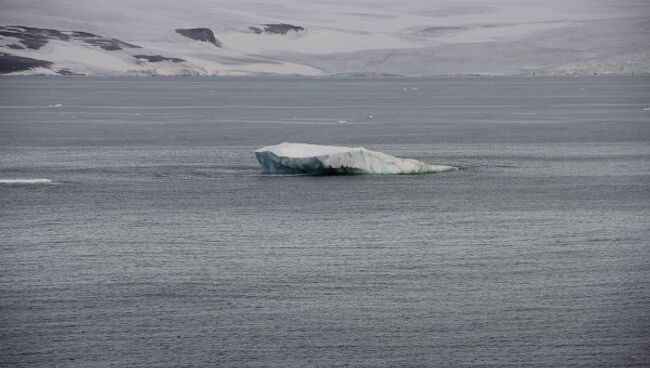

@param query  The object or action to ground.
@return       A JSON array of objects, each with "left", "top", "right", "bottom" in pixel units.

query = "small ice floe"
[
  {"left": 338, "top": 120, "right": 347, "bottom": 124},
  {"left": 0, "top": 178, "right": 53, "bottom": 185},
  {"left": 410, "top": 87, "right": 419, "bottom": 91},
  {"left": 255, "top": 143, "right": 458, "bottom": 175},
  {"left": 47, "top": 103, "right": 63, "bottom": 108}
]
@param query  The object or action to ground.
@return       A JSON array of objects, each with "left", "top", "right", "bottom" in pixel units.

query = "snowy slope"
[{"left": 1, "top": 0, "right": 648, "bottom": 76}]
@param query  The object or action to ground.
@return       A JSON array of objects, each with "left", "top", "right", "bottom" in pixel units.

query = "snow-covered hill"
[{"left": 1, "top": 0, "right": 649, "bottom": 76}]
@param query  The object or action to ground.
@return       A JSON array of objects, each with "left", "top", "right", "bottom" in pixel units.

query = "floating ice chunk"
[
  {"left": 255, "top": 143, "right": 458, "bottom": 175},
  {"left": 0, "top": 178, "right": 53, "bottom": 184}
]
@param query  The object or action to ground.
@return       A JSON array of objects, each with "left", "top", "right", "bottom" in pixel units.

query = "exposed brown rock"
[
  {"left": 134, "top": 54, "right": 185, "bottom": 63},
  {"left": 82, "top": 38, "right": 140, "bottom": 51},
  {"left": 0, "top": 25, "right": 141, "bottom": 51},
  {"left": 56, "top": 69, "right": 84, "bottom": 75},
  {"left": 262, "top": 23, "right": 304, "bottom": 35},
  {"left": 175, "top": 28, "right": 222, "bottom": 47},
  {"left": 0, "top": 52, "right": 52, "bottom": 73}
]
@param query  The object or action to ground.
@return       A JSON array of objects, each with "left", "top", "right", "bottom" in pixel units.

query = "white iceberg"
[{"left": 255, "top": 143, "right": 458, "bottom": 175}]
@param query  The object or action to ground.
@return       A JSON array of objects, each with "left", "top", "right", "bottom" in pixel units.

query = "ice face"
[{"left": 254, "top": 143, "right": 458, "bottom": 175}]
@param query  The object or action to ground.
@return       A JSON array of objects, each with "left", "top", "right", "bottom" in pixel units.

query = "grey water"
[{"left": 0, "top": 76, "right": 649, "bottom": 367}]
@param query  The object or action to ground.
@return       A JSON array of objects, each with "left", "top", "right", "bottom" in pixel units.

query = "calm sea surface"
[{"left": 1, "top": 76, "right": 649, "bottom": 367}]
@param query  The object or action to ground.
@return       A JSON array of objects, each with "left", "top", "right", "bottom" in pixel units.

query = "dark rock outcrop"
[
  {"left": 134, "top": 54, "right": 185, "bottom": 63},
  {"left": 249, "top": 26, "right": 263, "bottom": 34},
  {"left": 0, "top": 25, "right": 141, "bottom": 51},
  {"left": 0, "top": 52, "right": 52, "bottom": 73},
  {"left": 70, "top": 31, "right": 97, "bottom": 38},
  {"left": 259, "top": 23, "right": 305, "bottom": 35},
  {"left": 175, "top": 28, "right": 222, "bottom": 47},
  {"left": 0, "top": 26, "right": 57, "bottom": 49},
  {"left": 56, "top": 69, "right": 82, "bottom": 75},
  {"left": 82, "top": 37, "right": 140, "bottom": 51}
]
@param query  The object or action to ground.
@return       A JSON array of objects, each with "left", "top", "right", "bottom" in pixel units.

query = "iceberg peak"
[{"left": 255, "top": 143, "right": 457, "bottom": 175}]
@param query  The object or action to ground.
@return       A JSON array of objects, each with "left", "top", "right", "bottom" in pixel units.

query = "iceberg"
[{"left": 255, "top": 143, "right": 458, "bottom": 175}]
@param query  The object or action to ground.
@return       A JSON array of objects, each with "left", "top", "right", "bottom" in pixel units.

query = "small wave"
[{"left": 0, "top": 178, "right": 53, "bottom": 184}]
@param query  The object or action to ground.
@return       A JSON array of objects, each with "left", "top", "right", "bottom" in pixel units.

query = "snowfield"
[{"left": 1, "top": 0, "right": 649, "bottom": 76}]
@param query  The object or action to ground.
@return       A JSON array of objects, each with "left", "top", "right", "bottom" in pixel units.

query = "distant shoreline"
[{"left": 3, "top": 72, "right": 650, "bottom": 78}]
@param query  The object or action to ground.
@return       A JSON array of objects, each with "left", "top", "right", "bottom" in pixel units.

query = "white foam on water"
[{"left": 0, "top": 179, "right": 54, "bottom": 184}]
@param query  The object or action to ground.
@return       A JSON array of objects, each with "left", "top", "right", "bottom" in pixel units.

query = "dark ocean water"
[{"left": 0, "top": 76, "right": 649, "bottom": 367}]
